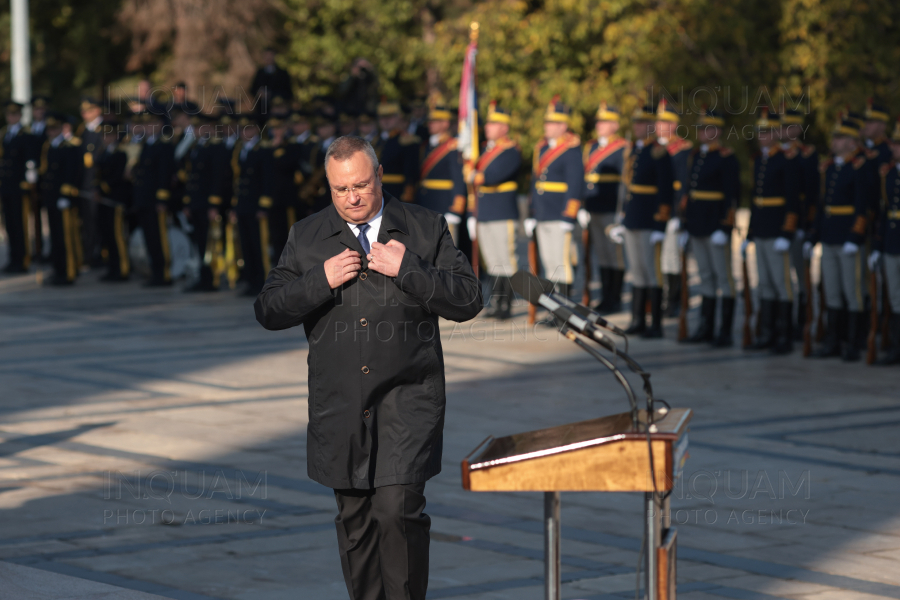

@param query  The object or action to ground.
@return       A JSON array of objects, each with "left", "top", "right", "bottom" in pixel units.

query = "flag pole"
[{"left": 464, "top": 21, "right": 480, "bottom": 278}]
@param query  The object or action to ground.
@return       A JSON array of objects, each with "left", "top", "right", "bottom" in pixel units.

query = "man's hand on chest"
[
  {"left": 324, "top": 248, "right": 362, "bottom": 289},
  {"left": 367, "top": 240, "right": 406, "bottom": 278}
]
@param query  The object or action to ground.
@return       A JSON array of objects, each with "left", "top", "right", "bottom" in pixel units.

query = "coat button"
[
  {"left": 359, "top": 272, "right": 368, "bottom": 280},
  {"left": 364, "top": 410, "right": 371, "bottom": 418},
  {"left": 360, "top": 318, "right": 368, "bottom": 326},
  {"left": 361, "top": 366, "right": 370, "bottom": 374}
]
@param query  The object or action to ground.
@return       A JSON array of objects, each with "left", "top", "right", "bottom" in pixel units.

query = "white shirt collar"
[
  {"left": 865, "top": 139, "right": 875, "bottom": 149},
  {"left": 295, "top": 130, "right": 310, "bottom": 143},
  {"left": 322, "top": 136, "right": 335, "bottom": 150},
  {"left": 7, "top": 123, "right": 21, "bottom": 137},
  {"left": 50, "top": 133, "right": 65, "bottom": 147},
  {"left": 346, "top": 197, "right": 385, "bottom": 249},
  {"left": 700, "top": 143, "right": 709, "bottom": 154},
  {"left": 86, "top": 116, "right": 103, "bottom": 132},
  {"left": 834, "top": 156, "right": 845, "bottom": 166}
]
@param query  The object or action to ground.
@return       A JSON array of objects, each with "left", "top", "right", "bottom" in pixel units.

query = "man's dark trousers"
[{"left": 334, "top": 482, "right": 430, "bottom": 600}]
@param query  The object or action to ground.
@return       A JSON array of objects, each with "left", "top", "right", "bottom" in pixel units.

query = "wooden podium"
[{"left": 462, "top": 408, "right": 691, "bottom": 600}]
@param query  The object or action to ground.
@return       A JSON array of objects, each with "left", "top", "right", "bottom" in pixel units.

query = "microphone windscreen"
[{"left": 509, "top": 270, "right": 554, "bottom": 305}]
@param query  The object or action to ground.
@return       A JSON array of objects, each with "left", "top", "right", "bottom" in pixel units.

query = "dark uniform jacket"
[
  {"left": 96, "top": 144, "right": 130, "bottom": 207},
  {"left": 374, "top": 130, "right": 420, "bottom": 202},
  {"left": 809, "top": 150, "right": 870, "bottom": 247},
  {"left": 207, "top": 138, "right": 235, "bottom": 212},
  {"left": 474, "top": 137, "right": 521, "bottom": 222},
  {"left": 268, "top": 140, "right": 300, "bottom": 211},
  {"left": 784, "top": 141, "right": 819, "bottom": 233},
  {"left": 131, "top": 138, "right": 175, "bottom": 211},
  {"left": 664, "top": 136, "right": 693, "bottom": 208},
  {"left": 182, "top": 140, "right": 216, "bottom": 211},
  {"left": 623, "top": 138, "right": 674, "bottom": 231},
  {"left": 866, "top": 138, "right": 892, "bottom": 215},
  {"left": 234, "top": 138, "right": 272, "bottom": 215},
  {"left": 684, "top": 143, "right": 740, "bottom": 237},
  {"left": 0, "top": 124, "right": 30, "bottom": 199},
  {"left": 530, "top": 132, "right": 583, "bottom": 223},
  {"left": 76, "top": 122, "right": 103, "bottom": 192},
  {"left": 39, "top": 136, "right": 83, "bottom": 205},
  {"left": 416, "top": 134, "right": 467, "bottom": 216},
  {"left": 254, "top": 195, "right": 483, "bottom": 489},
  {"left": 876, "top": 162, "right": 900, "bottom": 255},
  {"left": 747, "top": 145, "right": 800, "bottom": 240},
  {"left": 582, "top": 135, "right": 627, "bottom": 214}
]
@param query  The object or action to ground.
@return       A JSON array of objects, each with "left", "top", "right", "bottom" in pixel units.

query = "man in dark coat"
[{"left": 254, "top": 135, "right": 482, "bottom": 600}]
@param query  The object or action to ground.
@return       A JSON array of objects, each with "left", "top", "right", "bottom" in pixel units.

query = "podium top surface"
[{"left": 465, "top": 408, "right": 691, "bottom": 471}]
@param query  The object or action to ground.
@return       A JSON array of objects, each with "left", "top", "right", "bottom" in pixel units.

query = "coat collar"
[{"left": 321, "top": 193, "right": 409, "bottom": 244}]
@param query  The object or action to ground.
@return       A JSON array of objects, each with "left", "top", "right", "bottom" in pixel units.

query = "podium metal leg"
[
  {"left": 544, "top": 491, "right": 561, "bottom": 600},
  {"left": 645, "top": 492, "right": 662, "bottom": 600}
]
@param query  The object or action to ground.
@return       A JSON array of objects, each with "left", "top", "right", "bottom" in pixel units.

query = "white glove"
[
  {"left": 802, "top": 241, "right": 813, "bottom": 259},
  {"left": 773, "top": 237, "right": 791, "bottom": 253},
  {"left": 524, "top": 218, "right": 537, "bottom": 238},
  {"left": 842, "top": 241, "right": 859, "bottom": 255},
  {"left": 559, "top": 221, "right": 575, "bottom": 232},
  {"left": 869, "top": 250, "right": 882, "bottom": 270},
  {"left": 607, "top": 224, "right": 625, "bottom": 245},
  {"left": 25, "top": 160, "right": 37, "bottom": 185},
  {"left": 666, "top": 217, "right": 681, "bottom": 233},
  {"left": 577, "top": 208, "right": 591, "bottom": 229},
  {"left": 444, "top": 212, "right": 462, "bottom": 225},
  {"left": 741, "top": 239, "right": 750, "bottom": 259},
  {"left": 650, "top": 231, "right": 667, "bottom": 245},
  {"left": 466, "top": 216, "right": 476, "bottom": 241},
  {"left": 57, "top": 198, "right": 70, "bottom": 209},
  {"left": 795, "top": 229, "right": 805, "bottom": 242},
  {"left": 710, "top": 230, "right": 729, "bottom": 247},
  {"left": 678, "top": 232, "right": 690, "bottom": 250}
]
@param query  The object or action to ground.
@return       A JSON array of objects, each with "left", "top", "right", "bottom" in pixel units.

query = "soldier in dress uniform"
[
  {"left": 656, "top": 99, "right": 692, "bottom": 317},
  {"left": 357, "top": 111, "right": 378, "bottom": 144},
  {"left": 416, "top": 103, "right": 467, "bottom": 241},
  {"left": 27, "top": 96, "right": 50, "bottom": 262},
  {"left": 265, "top": 116, "right": 298, "bottom": 262},
  {"left": 870, "top": 119, "right": 900, "bottom": 365},
  {"left": 95, "top": 119, "right": 131, "bottom": 281},
  {"left": 744, "top": 109, "right": 800, "bottom": 354},
  {"left": 473, "top": 102, "right": 522, "bottom": 319},
  {"left": 681, "top": 108, "right": 740, "bottom": 346},
  {"left": 338, "top": 111, "right": 358, "bottom": 137},
  {"left": 373, "top": 100, "right": 419, "bottom": 202},
  {"left": 1, "top": 100, "right": 32, "bottom": 273},
  {"left": 131, "top": 109, "right": 175, "bottom": 286},
  {"left": 806, "top": 117, "right": 871, "bottom": 361},
  {"left": 232, "top": 115, "right": 272, "bottom": 296},
  {"left": 40, "top": 112, "right": 83, "bottom": 285},
  {"left": 181, "top": 113, "right": 220, "bottom": 291},
  {"left": 581, "top": 102, "right": 628, "bottom": 314},
  {"left": 74, "top": 97, "right": 106, "bottom": 268},
  {"left": 289, "top": 110, "right": 320, "bottom": 220},
  {"left": 526, "top": 97, "right": 583, "bottom": 299},
  {"left": 779, "top": 108, "right": 820, "bottom": 337},
  {"left": 309, "top": 112, "right": 338, "bottom": 212},
  {"left": 611, "top": 102, "right": 674, "bottom": 338}
]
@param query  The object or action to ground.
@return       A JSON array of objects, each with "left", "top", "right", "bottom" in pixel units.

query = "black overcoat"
[{"left": 254, "top": 194, "right": 483, "bottom": 489}]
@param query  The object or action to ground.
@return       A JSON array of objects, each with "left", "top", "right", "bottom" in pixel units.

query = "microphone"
[
  {"left": 509, "top": 270, "right": 616, "bottom": 351},
  {"left": 509, "top": 270, "right": 627, "bottom": 337}
]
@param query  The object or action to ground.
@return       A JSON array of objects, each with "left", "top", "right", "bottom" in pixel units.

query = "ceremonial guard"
[
  {"left": 527, "top": 97, "right": 583, "bottom": 298},
  {"left": 76, "top": 97, "right": 105, "bottom": 267},
  {"left": 581, "top": 102, "right": 628, "bottom": 313},
  {"left": 863, "top": 100, "right": 892, "bottom": 202},
  {"left": 232, "top": 115, "right": 272, "bottom": 296},
  {"left": 40, "top": 112, "right": 83, "bottom": 285},
  {"left": 473, "top": 102, "right": 521, "bottom": 319},
  {"left": 745, "top": 109, "right": 800, "bottom": 354},
  {"left": 682, "top": 108, "right": 740, "bottom": 345},
  {"left": 289, "top": 111, "right": 320, "bottom": 221},
  {"left": 182, "top": 114, "right": 219, "bottom": 291},
  {"left": 131, "top": 110, "right": 175, "bottom": 286},
  {"left": 415, "top": 103, "right": 467, "bottom": 241},
  {"left": 265, "top": 116, "right": 298, "bottom": 262},
  {"left": 806, "top": 117, "right": 871, "bottom": 361},
  {"left": 27, "top": 96, "right": 50, "bottom": 261},
  {"left": 656, "top": 99, "right": 692, "bottom": 317},
  {"left": 95, "top": 119, "right": 131, "bottom": 281},
  {"left": 871, "top": 120, "right": 900, "bottom": 365},
  {"left": 613, "top": 102, "right": 674, "bottom": 337},
  {"left": 373, "top": 100, "right": 419, "bottom": 202},
  {"left": 1, "top": 100, "right": 32, "bottom": 273}
]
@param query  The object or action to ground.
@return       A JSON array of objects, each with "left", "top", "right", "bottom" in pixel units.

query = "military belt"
[
  {"left": 689, "top": 190, "right": 725, "bottom": 201},
  {"left": 889, "top": 210, "right": 900, "bottom": 220},
  {"left": 585, "top": 173, "right": 621, "bottom": 183},
  {"left": 824, "top": 205, "right": 854, "bottom": 216},
  {"left": 535, "top": 181, "right": 568, "bottom": 194},
  {"left": 420, "top": 179, "right": 454, "bottom": 190},
  {"left": 381, "top": 174, "right": 405, "bottom": 184},
  {"left": 753, "top": 196, "right": 785, "bottom": 207},
  {"left": 478, "top": 181, "right": 518, "bottom": 193},
  {"left": 628, "top": 184, "right": 659, "bottom": 195}
]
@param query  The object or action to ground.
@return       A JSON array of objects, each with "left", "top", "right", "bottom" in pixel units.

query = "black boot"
[
  {"left": 811, "top": 308, "right": 842, "bottom": 357},
  {"left": 594, "top": 267, "right": 612, "bottom": 311},
  {"left": 625, "top": 286, "right": 647, "bottom": 334},
  {"left": 495, "top": 276, "right": 512, "bottom": 320},
  {"left": 772, "top": 301, "right": 794, "bottom": 355},
  {"left": 876, "top": 314, "right": 900, "bottom": 365},
  {"left": 642, "top": 286, "right": 664, "bottom": 338},
  {"left": 841, "top": 311, "right": 863, "bottom": 362},
  {"left": 606, "top": 269, "right": 625, "bottom": 314},
  {"left": 713, "top": 297, "right": 735, "bottom": 347},
  {"left": 685, "top": 296, "right": 716, "bottom": 343},
  {"left": 794, "top": 292, "right": 807, "bottom": 341},
  {"left": 485, "top": 276, "right": 505, "bottom": 319},
  {"left": 747, "top": 299, "right": 775, "bottom": 350},
  {"left": 664, "top": 273, "right": 681, "bottom": 318}
]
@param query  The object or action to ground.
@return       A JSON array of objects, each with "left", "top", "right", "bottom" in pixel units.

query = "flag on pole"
[{"left": 458, "top": 23, "right": 479, "bottom": 164}]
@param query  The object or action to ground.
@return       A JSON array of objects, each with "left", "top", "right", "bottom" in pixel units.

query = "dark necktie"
[{"left": 357, "top": 223, "right": 371, "bottom": 254}]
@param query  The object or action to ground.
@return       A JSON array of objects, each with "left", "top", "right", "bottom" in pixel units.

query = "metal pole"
[
  {"left": 544, "top": 491, "right": 561, "bottom": 600},
  {"left": 645, "top": 492, "right": 661, "bottom": 600},
  {"left": 11, "top": 0, "right": 32, "bottom": 125}
]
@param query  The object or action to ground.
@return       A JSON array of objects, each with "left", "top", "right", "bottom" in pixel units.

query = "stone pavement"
[{"left": 0, "top": 263, "right": 899, "bottom": 600}]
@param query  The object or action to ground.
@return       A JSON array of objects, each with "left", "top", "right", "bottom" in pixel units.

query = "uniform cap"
[
  {"left": 595, "top": 101, "right": 620, "bottom": 123},
  {"left": 697, "top": 107, "right": 725, "bottom": 127},
  {"left": 544, "top": 95, "right": 571, "bottom": 123},
  {"left": 486, "top": 101, "right": 511, "bottom": 124},
  {"left": 866, "top": 98, "right": 890, "bottom": 123},
  {"left": 655, "top": 98, "right": 680, "bottom": 123}
]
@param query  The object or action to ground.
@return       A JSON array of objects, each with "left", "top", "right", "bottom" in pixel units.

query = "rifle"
[
  {"left": 581, "top": 224, "right": 591, "bottom": 305},
  {"left": 867, "top": 270, "right": 879, "bottom": 364},
  {"left": 527, "top": 234, "right": 539, "bottom": 325},
  {"left": 802, "top": 260, "right": 813, "bottom": 357},
  {"left": 677, "top": 247, "right": 689, "bottom": 341},
  {"left": 742, "top": 250, "right": 753, "bottom": 349}
]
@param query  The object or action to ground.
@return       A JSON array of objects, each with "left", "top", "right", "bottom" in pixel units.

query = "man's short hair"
[{"left": 324, "top": 135, "right": 379, "bottom": 173}]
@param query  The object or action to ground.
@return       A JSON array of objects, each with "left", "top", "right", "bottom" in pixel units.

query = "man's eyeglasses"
[{"left": 331, "top": 176, "right": 378, "bottom": 198}]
